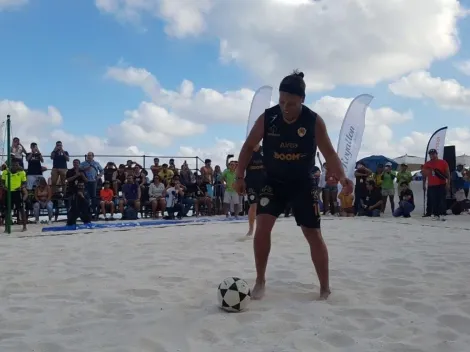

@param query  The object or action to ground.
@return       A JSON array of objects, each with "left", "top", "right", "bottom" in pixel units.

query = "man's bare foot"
[
  {"left": 251, "top": 281, "right": 266, "bottom": 300},
  {"left": 246, "top": 228, "right": 253, "bottom": 237},
  {"left": 22, "top": 228, "right": 27, "bottom": 232},
  {"left": 319, "top": 287, "right": 331, "bottom": 300}
]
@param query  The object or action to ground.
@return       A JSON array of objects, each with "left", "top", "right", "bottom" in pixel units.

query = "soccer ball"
[{"left": 217, "top": 277, "right": 251, "bottom": 312}]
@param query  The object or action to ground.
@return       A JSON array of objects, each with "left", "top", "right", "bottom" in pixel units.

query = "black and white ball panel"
[{"left": 217, "top": 277, "right": 251, "bottom": 312}]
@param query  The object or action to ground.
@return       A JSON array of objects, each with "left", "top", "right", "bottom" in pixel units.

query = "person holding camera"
[
  {"left": 50, "top": 141, "right": 70, "bottom": 194},
  {"left": 26, "top": 142, "right": 45, "bottom": 190},
  {"left": 165, "top": 180, "right": 184, "bottom": 219}
]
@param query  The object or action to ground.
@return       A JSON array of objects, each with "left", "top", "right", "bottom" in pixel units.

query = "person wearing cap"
[
  {"left": 452, "top": 164, "right": 466, "bottom": 200},
  {"left": 396, "top": 163, "right": 412, "bottom": 196},
  {"left": 380, "top": 162, "right": 396, "bottom": 213},
  {"left": 422, "top": 149, "right": 450, "bottom": 221}
]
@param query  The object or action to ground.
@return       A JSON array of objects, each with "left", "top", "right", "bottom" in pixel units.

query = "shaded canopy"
[
  {"left": 357, "top": 155, "right": 398, "bottom": 172},
  {"left": 393, "top": 154, "right": 424, "bottom": 172}
]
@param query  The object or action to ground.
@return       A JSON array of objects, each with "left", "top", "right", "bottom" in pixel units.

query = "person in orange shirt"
[
  {"left": 338, "top": 187, "right": 355, "bottom": 217},
  {"left": 422, "top": 149, "right": 450, "bottom": 221},
  {"left": 100, "top": 181, "right": 115, "bottom": 220}
]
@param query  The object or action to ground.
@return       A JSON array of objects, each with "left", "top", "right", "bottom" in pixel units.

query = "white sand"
[{"left": 1, "top": 202, "right": 470, "bottom": 351}]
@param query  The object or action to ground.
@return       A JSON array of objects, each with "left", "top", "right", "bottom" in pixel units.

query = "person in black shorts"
[
  {"left": 234, "top": 70, "right": 352, "bottom": 300},
  {"left": 245, "top": 144, "right": 265, "bottom": 237}
]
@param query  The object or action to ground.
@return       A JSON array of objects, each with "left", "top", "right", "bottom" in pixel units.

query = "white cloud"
[
  {"left": 0, "top": 0, "right": 28, "bottom": 11},
  {"left": 105, "top": 65, "right": 257, "bottom": 124},
  {"left": 454, "top": 60, "right": 470, "bottom": 75},
  {"left": 96, "top": 0, "right": 465, "bottom": 91},
  {"left": 0, "top": 100, "right": 63, "bottom": 146},
  {"left": 311, "top": 96, "right": 413, "bottom": 130},
  {"left": 107, "top": 101, "right": 206, "bottom": 147},
  {"left": 388, "top": 70, "right": 470, "bottom": 110}
]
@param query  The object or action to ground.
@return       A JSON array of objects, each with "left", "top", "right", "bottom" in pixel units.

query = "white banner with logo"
[
  {"left": 336, "top": 94, "right": 374, "bottom": 180},
  {"left": 246, "top": 85, "right": 273, "bottom": 137},
  {"left": 425, "top": 126, "right": 447, "bottom": 162}
]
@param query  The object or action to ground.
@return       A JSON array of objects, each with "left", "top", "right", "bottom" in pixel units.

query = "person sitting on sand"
[
  {"left": 99, "top": 181, "right": 115, "bottom": 220},
  {"left": 393, "top": 182, "right": 415, "bottom": 218},
  {"left": 338, "top": 187, "right": 354, "bottom": 217},
  {"left": 358, "top": 180, "right": 382, "bottom": 217}
]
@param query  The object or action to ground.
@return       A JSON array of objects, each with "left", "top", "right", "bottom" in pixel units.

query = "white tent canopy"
[
  {"left": 393, "top": 154, "right": 424, "bottom": 171},
  {"left": 457, "top": 154, "right": 470, "bottom": 166}
]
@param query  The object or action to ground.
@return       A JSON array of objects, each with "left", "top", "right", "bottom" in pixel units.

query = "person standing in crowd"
[
  {"left": 222, "top": 160, "right": 240, "bottom": 219},
  {"left": 323, "top": 163, "right": 339, "bottom": 215},
  {"left": 213, "top": 165, "right": 224, "bottom": 214},
  {"left": 372, "top": 164, "right": 384, "bottom": 193},
  {"left": 463, "top": 168, "right": 469, "bottom": 199},
  {"left": 381, "top": 162, "right": 396, "bottom": 213},
  {"left": 50, "top": 141, "right": 70, "bottom": 194},
  {"left": 26, "top": 142, "right": 45, "bottom": 190},
  {"left": 2, "top": 161, "right": 28, "bottom": 231},
  {"left": 354, "top": 162, "right": 372, "bottom": 214},
  {"left": 358, "top": 180, "right": 383, "bottom": 217},
  {"left": 150, "top": 158, "right": 161, "bottom": 179},
  {"left": 79, "top": 152, "right": 103, "bottom": 218},
  {"left": 393, "top": 182, "right": 415, "bottom": 218},
  {"left": 11, "top": 137, "right": 27, "bottom": 168},
  {"left": 396, "top": 163, "right": 412, "bottom": 193},
  {"left": 422, "top": 149, "right": 449, "bottom": 221},
  {"left": 66, "top": 159, "right": 87, "bottom": 200},
  {"left": 452, "top": 164, "right": 465, "bottom": 197}
]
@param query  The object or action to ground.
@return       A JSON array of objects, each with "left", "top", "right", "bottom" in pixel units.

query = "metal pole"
[
  {"left": 5, "top": 115, "right": 11, "bottom": 234},
  {"left": 142, "top": 155, "right": 146, "bottom": 169},
  {"left": 195, "top": 156, "right": 198, "bottom": 173}
]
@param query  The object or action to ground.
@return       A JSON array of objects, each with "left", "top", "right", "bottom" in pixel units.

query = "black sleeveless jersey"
[
  {"left": 262, "top": 104, "right": 317, "bottom": 182},
  {"left": 246, "top": 147, "right": 264, "bottom": 181}
]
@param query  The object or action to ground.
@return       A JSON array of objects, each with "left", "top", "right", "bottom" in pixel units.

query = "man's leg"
[
  {"left": 438, "top": 184, "right": 447, "bottom": 216},
  {"left": 389, "top": 192, "right": 395, "bottom": 213},
  {"left": 51, "top": 168, "right": 59, "bottom": 194},
  {"left": 291, "top": 186, "right": 329, "bottom": 299},
  {"left": 252, "top": 183, "right": 284, "bottom": 300},
  {"left": 393, "top": 204, "right": 403, "bottom": 217}
]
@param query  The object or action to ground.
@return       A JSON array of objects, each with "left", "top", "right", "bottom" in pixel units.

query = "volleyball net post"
[{"left": 5, "top": 115, "right": 11, "bottom": 234}]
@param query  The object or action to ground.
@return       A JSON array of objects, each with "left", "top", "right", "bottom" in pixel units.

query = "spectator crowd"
[
  {"left": 0, "top": 138, "right": 250, "bottom": 231},
  {"left": 1, "top": 137, "right": 469, "bottom": 231}
]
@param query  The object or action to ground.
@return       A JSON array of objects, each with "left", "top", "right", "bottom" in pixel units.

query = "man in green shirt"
[
  {"left": 381, "top": 162, "right": 396, "bottom": 213},
  {"left": 222, "top": 160, "right": 240, "bottom": 218},
  {"left": 396, "top": 163, "right": 413, "bottom": 193}
]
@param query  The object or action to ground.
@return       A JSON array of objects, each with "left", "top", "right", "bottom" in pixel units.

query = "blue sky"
[{"left": 0, "top": 0, "right": 469, "bottom": 165}]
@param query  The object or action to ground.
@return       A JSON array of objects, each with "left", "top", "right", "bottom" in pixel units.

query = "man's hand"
[
  {"left": 339, "top": 177, "right": 353, "bottom": 193},
  {"left": 233, "top": 178, "right": 245, "bottom": 195}
]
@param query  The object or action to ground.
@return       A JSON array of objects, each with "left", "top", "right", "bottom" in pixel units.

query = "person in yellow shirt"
[
  {"left": 338, "top": 187, "right": 355, "bottom": 217},
  {"left": 371, "top": 164, "right": 384, "bottom": 190},
  {"left": 158, "top": 163, "right": 174, "bottom": 185},
  {"left": 1, "top": 161, "right": 28, "bottom": 231}
]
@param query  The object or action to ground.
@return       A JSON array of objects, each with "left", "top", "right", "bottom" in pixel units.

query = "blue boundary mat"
[{"left": 41, "top": 216, "right": 248, "bottom": 233}]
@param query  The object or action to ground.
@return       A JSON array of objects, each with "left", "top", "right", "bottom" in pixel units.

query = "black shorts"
[
  {"left": 257, "top": 178, "right": 321, "bottom": 228},
  {"left": 11, "top": 191, "right": 24, "bottom": 210},
  {"left": 246, "top": 178, "right": 263, "bottom": 205}
]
